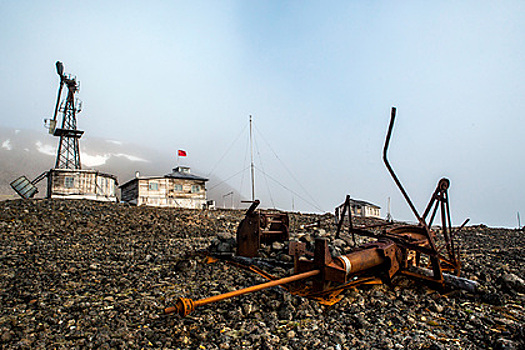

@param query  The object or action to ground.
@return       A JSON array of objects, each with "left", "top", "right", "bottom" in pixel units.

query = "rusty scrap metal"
[
  {"left": 165, "top": 107, "right": 477, "bottom": 317},
  {"left": 236, "top": 200, "right": 290, "bottom": 257},
  {"left": 381, "top": 107, "right": 467, "bottom": 281}
]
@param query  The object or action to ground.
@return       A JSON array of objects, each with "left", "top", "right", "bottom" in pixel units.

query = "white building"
[
  {"left": 119, "top": 166, "right": 208, "bottom": 209},
  {"left": 335, "top": 198, "right": 381, "bottom": 222},
  {"left": 47, "top": 169, "right": 118, "bottom": 202},
  {"left": 349, "top": 199, "right": 381, "bottom": 218}
]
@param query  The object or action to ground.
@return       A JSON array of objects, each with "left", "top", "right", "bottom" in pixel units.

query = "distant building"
[
  {"left": 47, "top": 169, "right": 118, "bottom": 202},
  {"left": 335, "top": 198, "right": 381, "bottom": 222},
  {"left": 119, "top": 166, "right": 208, "bottom": 209},
  {"left": 349, "top": 199, "right": 381, "bottom": 218}
]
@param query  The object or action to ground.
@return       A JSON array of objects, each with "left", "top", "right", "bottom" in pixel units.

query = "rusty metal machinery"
[
  {"left": 165, "top": 107, "right": 477, "bottom": 317},
  {"left": 236, "top": 200, "right": 290, "bottom": 257}
]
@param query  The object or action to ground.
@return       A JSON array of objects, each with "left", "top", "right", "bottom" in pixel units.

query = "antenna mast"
[
  {"left": 250, "top": 115, "right": 255, "bottom": 201},
  {"left": 46, "top": 61, "right": 84, "bottom": 170},
  {"left": 386, "top": 197, "right": 392, "bottom": 222}
]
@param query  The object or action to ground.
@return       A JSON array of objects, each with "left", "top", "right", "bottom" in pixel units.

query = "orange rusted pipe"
[
  {"left": 165, "top": 269, "right": 320, "bottom": 316},
  {"left": 337, "top": 248, "right": 386, "bottom": 275}
]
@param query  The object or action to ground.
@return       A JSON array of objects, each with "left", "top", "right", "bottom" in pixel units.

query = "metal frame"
[{"left": 50, "top": 61, "right": 84, "bottom": 170}]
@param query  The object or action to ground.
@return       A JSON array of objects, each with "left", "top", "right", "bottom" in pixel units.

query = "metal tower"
[{"left": 46, "top": 61, "right": 84, "bottom": 169}]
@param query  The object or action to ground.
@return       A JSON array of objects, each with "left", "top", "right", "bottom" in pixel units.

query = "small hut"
[
  {"left": 47, "top": 169, "right": 118, "bottom": 202},
  {"left": 348, "top": 199, "right": 381, "bottom": 218}
]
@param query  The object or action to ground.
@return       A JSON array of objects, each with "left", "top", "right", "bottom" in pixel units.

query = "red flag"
[{"left": 178, "top": 149, "right": 187, "bottom": 157}]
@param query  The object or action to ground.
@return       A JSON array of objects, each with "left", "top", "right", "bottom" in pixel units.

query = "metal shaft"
[
  {"left": 165, "top": 269, "right": 320, "bottom": 316},
  {"left": 200, "top": 269, "right": 319, "bottom": 307}
]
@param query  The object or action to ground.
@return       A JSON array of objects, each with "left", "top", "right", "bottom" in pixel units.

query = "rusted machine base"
[{"left": 236, "top": 200, "right": 289, "bottom": 257}]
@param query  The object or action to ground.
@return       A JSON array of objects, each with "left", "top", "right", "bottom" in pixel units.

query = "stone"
[
  {"left": 271, "top": 242, "right": 285, "bottom": 250},
  {"left": 500, "top": 273, "right": 525, "bottom": 293}
]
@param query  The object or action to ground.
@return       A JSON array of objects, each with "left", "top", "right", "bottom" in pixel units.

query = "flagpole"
[{"left": 250, "top": 115, "right": 255, "bottom": 201}]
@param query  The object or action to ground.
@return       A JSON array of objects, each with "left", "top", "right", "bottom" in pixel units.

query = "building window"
[
  {"left": 191, "top": 185, "right": 201, "bottom": 193},
  {"left": 64, "top": 177, "right": 75, "bottom": 188},
  {"left": 174, "top": 184, "right": 183, "bottom": 191},
  {"left": 149, "top": 182, "right": 159, "bottom": 191}
]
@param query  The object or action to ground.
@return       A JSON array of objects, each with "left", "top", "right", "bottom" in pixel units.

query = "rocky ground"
[{"left": 0, "top": 199, "right": 523, "bottom": 349}]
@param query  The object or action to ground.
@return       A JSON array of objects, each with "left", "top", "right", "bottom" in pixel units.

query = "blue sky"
[{"left": 1, "top": 1, "right": 524, "bottom": 227}]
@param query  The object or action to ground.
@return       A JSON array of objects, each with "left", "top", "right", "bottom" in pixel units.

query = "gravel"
[{"left": 0, "top": 199, "right": 523, "bottom": 349}]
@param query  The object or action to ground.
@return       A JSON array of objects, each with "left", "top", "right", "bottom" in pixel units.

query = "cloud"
[
  {"left": 2, "top": 139, "right": 12, "bottom": 150},
  {"left": 35, "top": 141, "right": 148, "bottom": 166},
  {"left": 35, "top": 141, "right": 55, "bottom": 156},
  {"left": 106, "top": 140, "right": 123, "bottom": 145},
  {"left": 82, "top": 153, "right": 111, "bottom": 167},
  {"left": 114, "top": 153, "right": 148, "bottom": 162},
  {"left": 82, "top": 152, "right": 148, "bottom": 167}
]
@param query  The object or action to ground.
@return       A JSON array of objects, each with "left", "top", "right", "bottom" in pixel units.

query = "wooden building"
[
  {"left": 47, "top": 169, "right": 118, "bottom": 202},
  {"left": 335, "top": 198, "right": 381, "bottom": 222},
  {"left": 349, "top": 199, "right": 381, "bottom": 218},
  {"left": 119, "top": 166, "right": 208, "bottom": 209}
]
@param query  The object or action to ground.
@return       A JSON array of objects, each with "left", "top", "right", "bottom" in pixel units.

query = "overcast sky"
[{"left": 1, "top": 1, "right": 524, "bottom": 227}]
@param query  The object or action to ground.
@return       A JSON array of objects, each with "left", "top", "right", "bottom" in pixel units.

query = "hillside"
[{"left": 0, "top": 199, "right": 523, "bottom": 349}]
